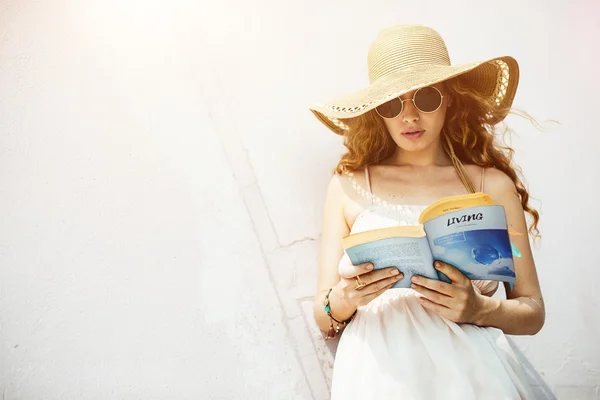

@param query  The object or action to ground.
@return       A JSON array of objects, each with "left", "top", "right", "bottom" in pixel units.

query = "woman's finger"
[
  {"left": 354, "top": 267, "right": 401, "bottom": 287},
  {"left": 434, "top": 261, "right": 469, "bottom": 285},
  {"left": 411, "top": 282, "right": 452, "bottom": 307},
  {"left": 419, "top": 296, "right": 451, "bottom": 317},
  {"left": 411, "top": 275, "right": 454, "bottom": 296},
  {"left": 339, "top": 254, "right": 374, "bottom": 279},
  {"left": 361, "top": 273, "right": 403, "bottom": 295},
  {"left": 357, "top": 281, "right": 397, "bottom": 306}
]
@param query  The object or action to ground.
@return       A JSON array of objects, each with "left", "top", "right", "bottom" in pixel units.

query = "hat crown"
[{"left": 368, "top": 25, "right": 451, "bottom": 83}]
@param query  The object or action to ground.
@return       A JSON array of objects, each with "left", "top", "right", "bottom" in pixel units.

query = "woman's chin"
[{"left": 396, "top": 137, "right": 433, "bottom": 152}]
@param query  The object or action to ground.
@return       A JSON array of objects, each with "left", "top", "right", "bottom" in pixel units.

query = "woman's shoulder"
[
  {"left": 330, "top": 167, "right": 368, "bottom": 191},
  {"left": 326, "top": 168, "right": 371, "bottom": 207},
  {"left": 477, "top": 166, "right": 519, "bottom": 206},
  {"left": 482, "top": 167, "right": 517, "bottom": 191}
]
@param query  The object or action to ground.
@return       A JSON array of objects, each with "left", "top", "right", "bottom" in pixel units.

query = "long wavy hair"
[{"left": 334, "top": 76, "right": 541, "bottom": 238}]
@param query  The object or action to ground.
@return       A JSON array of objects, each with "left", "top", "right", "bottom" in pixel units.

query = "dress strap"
[
  {"left": 443, "top": 135, "right": 476, "bottom": 193},
  {"left": 365, "top": 166, "right": 373, "bottom": 206},
  {"left": 480, "top": 167, "right": 485, "bottom": 192}
]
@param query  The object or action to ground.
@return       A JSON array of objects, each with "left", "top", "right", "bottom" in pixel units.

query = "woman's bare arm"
[
  {"left": 474, "top": 168, "right": 546, "bottom": 334},
  {"left": 313, "top": 174, "right": 356, "bottom": 333}
]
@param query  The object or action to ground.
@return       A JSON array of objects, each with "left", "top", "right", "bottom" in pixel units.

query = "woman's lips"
[{"left": 402, "top": 130, "right": 425, "bottom": 140}]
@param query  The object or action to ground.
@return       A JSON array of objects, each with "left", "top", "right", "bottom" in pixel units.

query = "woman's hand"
[
  {"left": 410, "top": 261, "right": 486, "bottom": 325},
  {"left": 330, "top": 255, "right": 403, "bottom": 316}
]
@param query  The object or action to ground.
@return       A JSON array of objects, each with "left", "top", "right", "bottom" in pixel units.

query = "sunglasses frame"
[{"left": 375, "top": 86, "right": 445, "bottom": 119}]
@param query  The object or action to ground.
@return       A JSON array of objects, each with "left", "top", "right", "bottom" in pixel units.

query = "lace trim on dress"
[{"left": 343, "top": 169, "right": 428, "bottom": 210}]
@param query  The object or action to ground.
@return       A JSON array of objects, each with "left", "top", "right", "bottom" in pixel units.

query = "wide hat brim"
[{"left": 309, "top": 56, "right": 519, "bottom": 136}]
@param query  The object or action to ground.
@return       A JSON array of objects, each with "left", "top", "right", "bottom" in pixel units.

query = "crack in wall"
[{"left": 278, "top": 236, "right": 318, "bottom": 249}]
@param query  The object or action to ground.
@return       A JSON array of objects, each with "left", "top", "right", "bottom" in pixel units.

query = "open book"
[{"left": 342, "top": 193, "right": 517, "bottom": 289}]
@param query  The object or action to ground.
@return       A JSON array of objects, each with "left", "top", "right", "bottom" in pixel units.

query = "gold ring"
[{"left": 355, "top": 276, "right": 367, "bottom": 290}]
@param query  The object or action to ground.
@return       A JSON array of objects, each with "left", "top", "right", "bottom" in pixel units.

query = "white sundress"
[{"left": 330, "top": 168, "right": 553, "bottom": 400}]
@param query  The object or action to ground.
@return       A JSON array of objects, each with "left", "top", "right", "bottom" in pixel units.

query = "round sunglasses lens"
[
  {"left": 376, "top": 98, "right": 402, "bottom": 118},
  {"left": 414, "top": 87, "right": 442, "bottom": 112}
]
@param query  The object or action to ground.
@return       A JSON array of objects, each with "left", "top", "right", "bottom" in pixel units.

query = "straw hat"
[{"left": 309, "top": 24, "right": 519, "bottom": 135}]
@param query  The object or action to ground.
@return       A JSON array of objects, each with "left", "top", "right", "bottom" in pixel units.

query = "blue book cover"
[
  {"left": 342, "top": 198, "right": 516, "bottom": 289},
  {"left": 423, "top": 205, "right": 515, "bottom": 285}
]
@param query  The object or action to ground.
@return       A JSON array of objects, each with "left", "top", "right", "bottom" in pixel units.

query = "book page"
[
  {"left": 342, "top": 225, "right": 425, "bottom": 249},
  {"left": 423, "top": 205, "right": 516, "bottom": 284},
  {"left": 344, "top": 236, "right": 437, "bottom": 289},
  {"left": 418, "top": 192, "right": 494, "bottom": 224}
]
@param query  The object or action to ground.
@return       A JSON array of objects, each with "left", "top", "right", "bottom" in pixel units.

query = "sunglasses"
[{"left": 375, "top": 86, "right": 445, "bottom": 119}]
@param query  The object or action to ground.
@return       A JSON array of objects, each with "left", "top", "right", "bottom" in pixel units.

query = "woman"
[{"left": 310, "top": 25, "right": 547, "bottom": 399}]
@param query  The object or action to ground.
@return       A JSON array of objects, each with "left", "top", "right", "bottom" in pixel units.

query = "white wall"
[{"left": 0, "top": 0, "right": 598, "bottom": 399}]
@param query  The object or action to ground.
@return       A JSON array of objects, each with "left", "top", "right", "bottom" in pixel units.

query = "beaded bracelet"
[{"left": 323, "top": 288, "right": 357, "bottom": 339}]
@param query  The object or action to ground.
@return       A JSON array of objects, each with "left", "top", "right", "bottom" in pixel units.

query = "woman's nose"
[{"left": 402, "top": 100, "right": 420, "bottom": 123}]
